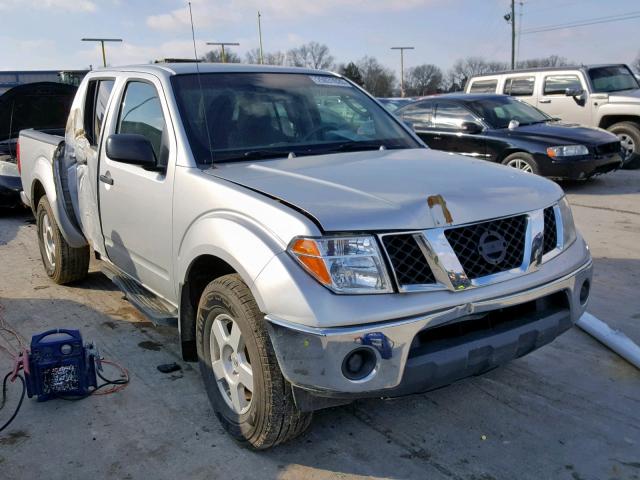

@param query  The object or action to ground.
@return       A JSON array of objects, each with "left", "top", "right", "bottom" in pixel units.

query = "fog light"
[
  {"left": 342, "top": 348, "right": 377, "bottom": 381},
  {"left": 580, "top": 279, "right": 590, "bottom": 305}
]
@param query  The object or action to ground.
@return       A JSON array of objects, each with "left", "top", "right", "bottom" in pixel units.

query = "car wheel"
[
  {"left": 36, "top": 196, "right": 89, "bottom": 284},
  {"left": 196, "top": 274, "right": 312, "bottom": 449},
  {"left": 607, "top": 122, "right": 640, "bottom": 169},
  {"left": 502, "top": 152, "right": 539, "bottom": 174}
]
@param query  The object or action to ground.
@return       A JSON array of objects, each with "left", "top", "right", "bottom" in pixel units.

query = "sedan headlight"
[
  {"left": 558, "top": 197, "right": 577, "bottom": 248},
  {"left": 288, "top": 236, "right": 392, "bottom": 294},
  {"left": 546, "top": 145, "right": 589, "bottom": 158}
]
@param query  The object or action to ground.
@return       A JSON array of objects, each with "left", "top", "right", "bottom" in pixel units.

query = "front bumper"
[
  {"left": 536, "top": 152, "right": 622, "bottom": 180},
  {"left": 266, "top": 259, "right": 592, "bottom": 399}
]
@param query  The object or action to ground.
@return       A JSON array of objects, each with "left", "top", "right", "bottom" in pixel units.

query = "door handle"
[
  {"left": 539, "top": 99, "right": 551, "bottom": 104},
  {"left": 432, "top": 136, "right": 442, "bottom": 140},
  {"left": 99, "top": 173, "right": 114, "bottom": 185}
]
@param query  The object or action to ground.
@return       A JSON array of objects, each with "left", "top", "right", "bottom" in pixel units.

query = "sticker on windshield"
[{"left": 309, "top": 75, "right": 351, "bottom": 87}]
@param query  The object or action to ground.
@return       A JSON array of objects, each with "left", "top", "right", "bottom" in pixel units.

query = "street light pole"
[
  {"left": 257, "top": 11, "right": 264, "bottom": 64},
  {"left": 81, "top": 38, "right": 122, "bottom": 67},
  {"left": 206, "top": 42, "right": 240, "bottom": 63},
  {"left": 391, "top": 46, "right": 414, "bottom": 97}
]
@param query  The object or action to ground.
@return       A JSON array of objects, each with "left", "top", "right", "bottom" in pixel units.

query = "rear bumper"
[
  {"left": 266, "top": 259, "right": 592, "bottom": 403},
  {"left": 536, "top": 152, "right": 622, "bottom": 180}
]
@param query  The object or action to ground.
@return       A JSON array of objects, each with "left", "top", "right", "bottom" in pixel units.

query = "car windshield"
[
  {"left": 465, "top": 96, "right": 551, "bottom": 129},
  {"left": 171, "top": 73, "right": 419, "bottom": 164},
  {"left": 588, "top": 66, "right": 639, "bottom": 93}
]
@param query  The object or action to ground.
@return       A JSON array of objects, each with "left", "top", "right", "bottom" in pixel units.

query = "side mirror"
[
  {"left": 461, "top": 121, "right": 483, "bottom": 134},
  {"left": 106, "top": 134, "right": 158, "bottom": 170},
  {"left": 565, "top": 87, "right": 586, "bottom": 101}
]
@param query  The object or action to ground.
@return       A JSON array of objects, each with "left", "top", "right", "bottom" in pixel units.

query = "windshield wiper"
[
  {"left": 215, "top": 149, "right": 296, "bottom": 163},
  {"left": 326, "top": 142, "right": 391, "bottom": 153}
]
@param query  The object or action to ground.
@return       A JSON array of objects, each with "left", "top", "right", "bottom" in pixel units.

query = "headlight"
[
  {"left": 288, "top": 236, "right": 392, "bottom": 294},
  {"left": 558, "top": 197, "right": 577, "bottom": 248},
  {"left": 546, "top": 145, "right": 589, "bottom": 158}
]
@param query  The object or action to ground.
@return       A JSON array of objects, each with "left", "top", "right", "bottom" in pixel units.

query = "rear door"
[
  {"left": 98, "top": 74, "right": 176, "bottom": 301},
  {"left": 502, "top": 75, "right": 537, "bottom": 108},
  {"left": 398, "top": 100, "right": 434, "bottom": 143},
  {"left": 428, "top": 101, "right": 487, "bottom": 157},
  {"left": 537, "top": 72, "right": 592, "bottom": 126}
]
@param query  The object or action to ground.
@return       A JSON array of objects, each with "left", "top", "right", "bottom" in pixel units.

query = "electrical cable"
[
  {"left": 0, "top": 372, "right": 26, "bottom": 433},
  {"left": 522, "top": 10, "right": 640, "bottom": 34}
]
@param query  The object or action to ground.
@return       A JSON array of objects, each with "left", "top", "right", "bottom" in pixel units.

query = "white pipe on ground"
[{"left": 576, "top": 313, "right": 640, "bottom": 370}]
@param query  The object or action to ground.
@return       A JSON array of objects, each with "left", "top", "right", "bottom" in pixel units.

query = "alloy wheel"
[
  {"left": 42, "top": 212, "right": 56, "bottom": 267},
  {"left": 209, "top": 313, "right": 253, "bottom": 414},
  {"left": 617, "top": 133, "right": 635, "bottom": 160},
  {"left": 506, "top": 158, "right": 533, "bottom": 173}
]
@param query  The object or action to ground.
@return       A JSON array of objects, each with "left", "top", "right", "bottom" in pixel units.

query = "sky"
[{"left": 1, "top": 0, "right": 638, "bottom": 75}]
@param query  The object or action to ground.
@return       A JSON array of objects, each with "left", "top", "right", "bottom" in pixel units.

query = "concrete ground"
[{"left": 0, "top": 170, "right": 638, "bottom": 480}]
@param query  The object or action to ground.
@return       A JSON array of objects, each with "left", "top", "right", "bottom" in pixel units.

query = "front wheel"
[
  {"left": 502, "top": 152, "right": 539, "bottom": 175},
  {"left": 196, "top": 274, "right": 312, "bottom": 449},
  {"left": 607, "top": 122, "right": 640, "bottom": 169},
  {"left": 36, "top": 196, "right": 89, "bottom": 284}
]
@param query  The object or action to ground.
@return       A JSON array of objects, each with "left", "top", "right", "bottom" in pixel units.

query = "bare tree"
[
  {"left": 357, "top": 56, "right": 396, "bottom": 97},
  {"left": 287, "top": 42, "right": 334, "bottom": 70},
  {"left": 245, "top": 48, "right": 286, "bottom": 65},
  {"left": 446, "top": 57, "right": 507, "bottom": 91},
  {"left": 517, "top": 55, "right": 572, "bottom": 69},
  {"left": 202, "top": 49, "right": 241, "bottom": 64},
  {"left": 405, "top": 64, "right": 443, "bottom": 96}
]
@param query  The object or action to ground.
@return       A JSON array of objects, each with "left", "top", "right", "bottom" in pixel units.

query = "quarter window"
[
  {"left": 468, "top": 80, "right": 498, "bottom": 93},
  {"left": 433, "top": 103, "right": 476, "bottom": 130},
  {"left": 117, "top": 81, "right": 168, "bottom": 165},
  {"left": 503, "top": 77, "right": 535, "bottom": 97},
  {"left": 544, "top": 75, "right": 582, "bottom": 95}
]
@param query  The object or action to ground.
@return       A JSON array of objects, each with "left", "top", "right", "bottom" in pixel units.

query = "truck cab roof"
[{"left": 90, "top": 63, "right": 336, "bottom": 78}]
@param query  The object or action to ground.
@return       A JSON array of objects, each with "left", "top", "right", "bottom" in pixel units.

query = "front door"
[
  {"left": 427, "top": 101, "right": 487, "bottom": 158},
  {"left": 537, "top": 73, "right": 592, "bottom": 126},
  {"left": 98, "top": 75, "right": 176, "bottom": 301}
]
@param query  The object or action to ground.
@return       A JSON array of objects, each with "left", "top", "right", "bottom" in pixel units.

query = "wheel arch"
[
  {"left": 598, "top": 115, "right": 640, "bottom": 130},
  {"left": 496, "top": 148, "right": 531, "bottom": 164}
]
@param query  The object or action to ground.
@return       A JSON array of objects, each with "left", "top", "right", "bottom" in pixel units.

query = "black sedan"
[{"left": 395, "top": 93, "right": 623, "bottom": 180}]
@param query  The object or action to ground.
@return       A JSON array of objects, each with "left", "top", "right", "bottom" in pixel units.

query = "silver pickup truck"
[{"left": 19, "top": 63, "right": 592, "bottom": 449}]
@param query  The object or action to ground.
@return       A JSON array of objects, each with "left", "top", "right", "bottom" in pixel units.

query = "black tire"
[
  {"left": 501, "top": 152, "right": 540, "bottom": 175},
  {"left": 196, "top": 274, "right": 312, "bottom": 449},
  {"left": 607, "top": 121, "right": 640, "bottom": 169},
  {"left": 36, "top": 196, "right": 89, "bottom": 284}
]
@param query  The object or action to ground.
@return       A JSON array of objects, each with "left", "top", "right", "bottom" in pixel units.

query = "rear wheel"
[
  {"left": 36, "top": 196, "right": 89, "bottom": 284},
  {"left": 196, "top": 274, "right": 312, "bottom": 449},
  {"left": 607, "top": 122, "right": 640, "bottom": 169},
  {"left": 502, "top": 152, "right": 539, "bottom": 175}
]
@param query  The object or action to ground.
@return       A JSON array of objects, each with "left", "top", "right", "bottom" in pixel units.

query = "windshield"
[
  {"left": 465, "top": 96, "right": 551, "bottom": 129},
  {"left": 171, "top": 73, "right": 419, "bottom": 164},
  {"left": 588, "top": 66, "right": 639, "bottom": 93}
]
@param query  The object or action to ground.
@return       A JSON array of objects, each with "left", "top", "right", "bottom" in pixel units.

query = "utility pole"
[
  {"left": 257, "top": 11, "right": 264, "bottom": 64},
  {"left": 206, "top": 42, "right": 240, "bottom": 63},
  {"left": 504, "top": 0, "right": 516, "bottom": 69},
  {"left": 81, "top": 38, "right": 122, "bottom": 67},
  {"left": 391, "top": 46, "right": 414, "bottom": 97}
]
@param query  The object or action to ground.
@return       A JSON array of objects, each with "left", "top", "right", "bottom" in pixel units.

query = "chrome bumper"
[{"left": 265, "top": 259, "right": 592, "bottom": 395}]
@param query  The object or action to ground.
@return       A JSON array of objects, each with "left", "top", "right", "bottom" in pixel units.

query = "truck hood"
[
  {"left": 207, "top": 148, "right": 563, "bottom": 232},
  {"left": 607, "top": 88, "right": 640, "bottom": 105},
  {"left": 501, "top": 122, "right": 617, "bottom": 146}
]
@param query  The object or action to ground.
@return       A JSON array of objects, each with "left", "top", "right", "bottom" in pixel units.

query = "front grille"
[
  {"left": 444, "top": 215, "right": 527, "bottom": 280},
  {"left": 382, "top": 234, "right": 436, "bottom": 286},
  {"left": 594, "top": 141, "right": 621, "bottom": 156},
  {"left": 543, "top": 206, "right": 557, "bottom": 254}
]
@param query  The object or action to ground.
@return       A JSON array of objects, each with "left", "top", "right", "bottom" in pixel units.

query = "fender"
[
  {"left": 31, "top": 154, "right": 87, "bottom": 248},
  {"left": 175, "top": 209, "right": 296, "bottom": 311}
]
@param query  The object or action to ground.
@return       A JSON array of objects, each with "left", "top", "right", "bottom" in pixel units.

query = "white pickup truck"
[{"left": 19, "top": 63, "right": 593, "bottom": 449}]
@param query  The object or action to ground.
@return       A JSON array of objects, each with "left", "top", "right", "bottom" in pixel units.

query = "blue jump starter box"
[{"left": 25, "top": 329, "right": 98, "bottom": 401}]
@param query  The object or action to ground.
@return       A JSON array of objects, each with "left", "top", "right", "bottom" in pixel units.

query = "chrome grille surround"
[{"left": 379, "top": 203, "right": 566, "bottom": 293}]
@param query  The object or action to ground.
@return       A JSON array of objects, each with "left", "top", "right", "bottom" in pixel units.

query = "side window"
[
  {"left": 117, "top": 81, "right": 168, "bottom": 165},
  {"left": 83, "top": 79, "right": 114, "bottom": 146},
  {"left": 468, "top": 80, "right": 497, "bottom": 93},
  {"left": 400, "top": 102, "right": 433, "bottom": 130},
  {"left": 432, "top": 103, "right": 476, "bottom": 130},
  {"left": 543, "top": 75, "right": 582, "bottom": 95},
  {"left": 503, "top": 76, "right": 535, "bottom": 97}
]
